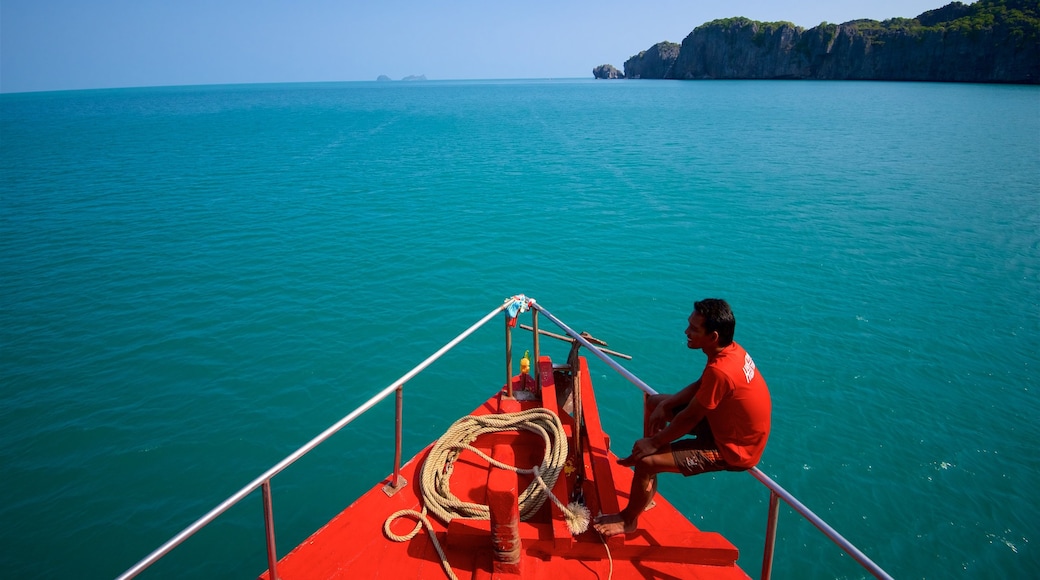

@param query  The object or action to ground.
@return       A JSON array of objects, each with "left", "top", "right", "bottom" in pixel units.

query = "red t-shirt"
[{"left": 694, "top": 342, "right": 771, "bottom": 469}]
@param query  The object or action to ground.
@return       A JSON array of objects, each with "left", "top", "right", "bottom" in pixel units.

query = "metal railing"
[
  {"left": 118, "top": 295, "right": 892, "bottom": 580},
  {"left": 116, "top": 301, "right": 512, "bottom": 580},
  {"left": 530, "top": 301, "right": 893, "bottom": 580},
  {"left": 748, "top": 467, "right": 894, "bottom": 580}
]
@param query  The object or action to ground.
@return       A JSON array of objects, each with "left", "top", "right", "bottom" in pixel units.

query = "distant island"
[
  {"left": 594, "top": 0, "right": 1039, "bottom": 84},
  {"left": 376, "top": 74, "right": 428, "bottom": 82}
]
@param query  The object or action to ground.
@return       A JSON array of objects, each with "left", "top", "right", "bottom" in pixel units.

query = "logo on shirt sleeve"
[{"left": 743, "top": 353, "right": 756, "bottom": 383}]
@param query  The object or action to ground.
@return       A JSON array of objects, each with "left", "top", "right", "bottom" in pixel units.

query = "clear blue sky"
[{"left": 2, "top": 0, "right": 954, "bottom": 93}]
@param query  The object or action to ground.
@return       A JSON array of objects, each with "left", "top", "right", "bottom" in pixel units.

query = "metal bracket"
[{"left": 382, "top": 475, "right": 408, "bottom": 497}]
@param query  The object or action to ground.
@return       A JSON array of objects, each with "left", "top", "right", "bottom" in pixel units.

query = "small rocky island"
[{"left": 594, "top": 0, "right": 1039, "bottom": 84}]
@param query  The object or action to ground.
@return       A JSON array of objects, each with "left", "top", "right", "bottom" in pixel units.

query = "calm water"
[{"left": 1, "top": 79, "right": 1037, "bottom": 579}]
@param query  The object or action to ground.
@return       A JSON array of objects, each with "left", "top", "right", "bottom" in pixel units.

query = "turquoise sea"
[{"left": 1, "top": 79, "right": 1037, "bottom": 579}]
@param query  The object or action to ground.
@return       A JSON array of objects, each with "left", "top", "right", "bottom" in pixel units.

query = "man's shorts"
[
  {"left": 653, "top": 399, "right": 738, "bottom": 476},
  {"left": 670, "top": 437, "right": 732, "bottom": 476}
]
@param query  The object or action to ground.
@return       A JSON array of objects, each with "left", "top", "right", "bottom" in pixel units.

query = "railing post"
[
  {"left": 393, "top": 385, "right": 403, "bottom": 483},
  {"left": 532, "top": 309, "right": 541, "bottom": 392},
  {"left": 261, "top": 480, "right": 278, "bottom": 580},
  {"left": 383, "top": 385, "right": 407, "bottom": 496},
  {"left": 505, "top": 313, "right": 513, "bottom": 397},
  {"left": 761, "top": 490, "right": 780, "bottom": 580}
]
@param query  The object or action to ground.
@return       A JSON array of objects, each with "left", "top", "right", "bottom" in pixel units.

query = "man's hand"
[{"left": 617, "top": 437, "right": 662, "bottom": 466}]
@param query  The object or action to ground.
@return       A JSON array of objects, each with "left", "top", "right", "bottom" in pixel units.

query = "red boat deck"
[{"left": 261, "top": 357, "right": 750, "bottom": 579}]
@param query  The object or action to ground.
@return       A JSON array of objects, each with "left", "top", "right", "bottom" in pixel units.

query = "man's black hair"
[{"left": 694, "top": 298, "right": 735, "bottom": 347}]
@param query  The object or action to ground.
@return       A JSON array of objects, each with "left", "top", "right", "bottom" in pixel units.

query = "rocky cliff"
[
  {"left": 593, "top": 64, "right": 624, "bottom": 79},
  {"left": 623, "top": 42, "right": 680, "bottom": 79},
  {"left": 615, "top": 0, "right": 1039, "bottom": 84}
]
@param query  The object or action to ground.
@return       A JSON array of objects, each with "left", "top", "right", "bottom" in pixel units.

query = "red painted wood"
[
  {"left": 534, "top": 357, "right": 575, "bottom": 550},
  {"left": 575, "top": 356, "right": 626, "bottom": 552},
  {"left": 488, "top": 437, "right": 521, "bottom": 574}
]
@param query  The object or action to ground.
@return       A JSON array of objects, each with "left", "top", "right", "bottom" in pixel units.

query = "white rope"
[
  {"left": 420, "top": 408, "right": 584, "bottom": 526},
  {"left": 599, "top": 531, "right": 614, "bottom": 580},
  {"left": 383, "top": 408, "right": 589, "bottom": 579},
  {"left": 383, "top": 506, "right": 458, "bottom": 580}
]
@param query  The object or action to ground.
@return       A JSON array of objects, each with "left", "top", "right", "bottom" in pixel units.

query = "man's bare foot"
[{"left": 592, "top": 513, "right": 637, "bottom": 537}]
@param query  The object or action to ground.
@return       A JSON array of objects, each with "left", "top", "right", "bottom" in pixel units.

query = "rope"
[
  {"left": 420, "top": 408, "right": 569, "bottom": 523},
  {"left": 599, "top": 531, "right": 614, "bottom": 580},
  {"left": 382, "top": 506, "right": 458, "bottom": 580},
  {"left": 383, "top": 408, "right": 589, "bottom": 579}
]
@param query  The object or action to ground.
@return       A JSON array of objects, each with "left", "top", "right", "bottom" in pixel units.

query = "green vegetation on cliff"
[
  {"left": 614, "top": 0, "right": 1039, "bottom": 84},
  {"left": 847, "top": 0, "right": 1037, "bottom": 43}
]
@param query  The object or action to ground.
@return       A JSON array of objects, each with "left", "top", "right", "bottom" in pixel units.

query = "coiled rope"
[{"left": 383, "top": 408, "right": 590, "bottom": 580}]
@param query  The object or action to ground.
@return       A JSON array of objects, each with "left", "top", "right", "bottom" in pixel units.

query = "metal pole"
[
  {"left": 505, "top": 314, "right": 513, "bottom": 397},
  {"left": 761, "top": 490, "right": 780, "bottom": 580},
  {"left": 382, "top": 384, "right": 408, "bottom": 496},
  {"left": 517, "top": 324, "right": 632, "bottom": 360},
  {"left": 532, "top": 310, "right": 541, "bottom": 392},
  {"left": 393, "top": 385, "right": 404, "bottom": 484},
  {"left": 532, "top": 303, "right": 658, "bottom": 396},
  {"left": 572, "top": 361, "right": 583, "bottom": 470},
  {"left": 262, "top": 480, "right": 278, "bottom": 580}
]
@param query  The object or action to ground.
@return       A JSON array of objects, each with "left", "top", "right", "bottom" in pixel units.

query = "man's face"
[{"left": 685, "top": 312, "right": 710, "bottom": 350}]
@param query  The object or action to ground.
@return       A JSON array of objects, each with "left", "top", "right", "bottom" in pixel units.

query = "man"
[{"left": 593, "top": 298, "right": 771, "bottom": 537}]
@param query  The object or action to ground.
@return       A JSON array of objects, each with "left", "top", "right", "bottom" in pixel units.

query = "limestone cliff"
[
  {"left": 613, "top": 0, "right": 1039, "bottom": 84},
  {"left": 623, "top": 42, "right": 680, "bottom": 79},
  {"left": 669, "top": 19, "right": 806, "bottom": 80}
]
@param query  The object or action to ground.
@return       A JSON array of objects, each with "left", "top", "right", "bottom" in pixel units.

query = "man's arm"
[
  {"left": 647, "top": 378, "right": 701, "bottom": 433},
  {"left": 650, "top": 398, "right": 707, "bottom": 448},
  {"left": 623, "top": 393, "right": 709, "bottom": 465}
]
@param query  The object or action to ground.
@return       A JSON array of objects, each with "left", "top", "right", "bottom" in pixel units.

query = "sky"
[{"left": 1, "top": 1, "right": 956, "bottom": 93}]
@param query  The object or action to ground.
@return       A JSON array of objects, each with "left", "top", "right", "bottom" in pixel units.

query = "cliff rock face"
[
  {"left": 620, "top": 1, "right": 1039, "bottom": 84},
  {"left": 593, "top": 64, "right": 625, "bottom": 79},
  {"left": 670, "top": 20, "right": 807, "bottom": 79},
  {"left": 805, "top": 18, "right": 1038, "bottom": 82},
  {"left": 624, "top": 42, "right": 680, "bottom": 79}
]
